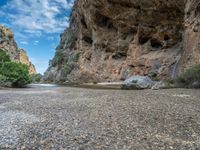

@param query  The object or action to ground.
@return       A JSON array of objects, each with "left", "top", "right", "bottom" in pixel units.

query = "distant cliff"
[
  {"left": 0, "top": 25, "right": 36, "bottom": 74},
  {"left": 44, "top": 0, "right": 200, "bottom": 83}
]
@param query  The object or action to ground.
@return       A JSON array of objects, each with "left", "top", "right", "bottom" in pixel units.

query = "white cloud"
[
  {"left": 34, "top": 41, "right": 39, "bottom": 45},
  {"left": 0, "top": 0, "right": 74, "bottom": 35},
  {"left": 47, "top": 36, "right": 54, "bottom": 41},
  {"left": 20, "top": 41, "right": 29, "bottom": 45}
]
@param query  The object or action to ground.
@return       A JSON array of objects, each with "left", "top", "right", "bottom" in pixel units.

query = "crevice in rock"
[
  {"left": 95, "top": 12, "right": 115, "bottom": 30},
  {"left": 164, "top": 35, "right": 170, "bottom": 41},
  {"left": 83, "top": 36, "right": 93, "bottom": 44},
  {"left": 150, "top": 39, "right": 163, "bottom": 48},
  {"left": 112, "top": 52, "right": 127, "bottom": 59},
  {"left": 107, "top": 0, "right": 140, "bottom": 9},
  {"left": 139, "top": 35, "right": 150, "bottom": 45},
  {"left": 81, "top": 16, "right": 87, "bottom": 29}
]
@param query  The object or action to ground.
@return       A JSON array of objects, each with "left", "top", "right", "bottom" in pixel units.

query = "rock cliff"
[
  {"left": 0, "top": 25, "right": 36, "bottom": 74},
  {"left": 18, "top": 49, "right": 37, "bottom": 75},
  {"left": 44, "top": 0, "right": 200, "bottom": 83}
]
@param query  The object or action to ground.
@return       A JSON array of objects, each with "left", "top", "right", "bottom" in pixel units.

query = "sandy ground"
[{"left": 0, "top": 85, "right": 200, "bottom": 149}]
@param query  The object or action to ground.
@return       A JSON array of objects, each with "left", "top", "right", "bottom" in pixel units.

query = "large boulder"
[
  {"left": 191, "top": 81, "right": 200, "bottom": 89},
  {"left": 122, "top": 76, "right": 155, "bottom": 90}
]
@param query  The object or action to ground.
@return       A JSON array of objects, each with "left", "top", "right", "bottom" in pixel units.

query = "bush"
[
  {"left": 175, "top": 64, "right": 200, "bottom": 88},
  {"left": 31, "top": 73, "right": 43, "bottom": 83},
  {"left": 60, "top": 52, "right": 80, "bottom": 80},
  {"left": 0, "top": 74, "right": 11, "bottom": 87},
  {"left": 0, "top": 49, "right": 10, "bottom": 62},
  {"left": 61, "top": 62, "right": 76, "bottom": 76},
  {"left": 64, "top": 28, "right": 77, "bottom": 49},
  {"left": 0, "top": 62, "right": 32, "bottom": 87},
  {"left": 68, "top": 52, "right": 80, "bottom": 63},
  {"left": 52, "top": 50, "right": 65, "bottom": 67}
]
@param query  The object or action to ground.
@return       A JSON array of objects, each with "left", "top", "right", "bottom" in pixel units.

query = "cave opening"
[
  {"left": 112, "top": 52, "right": 127, "bottom": 59},
  {"left": 95, "top": 12, "right": 115, "bottom": 29},
  {"left": 139, "top": 35, "right": 149, "bottom": 45},
  {"left": 164, "top": 35, "right": 170, "bottom": 41},
  {"left": 83, "top": 36, "right": 93, "bottom": 44},
  {"left": 81, "top": 16, "right": 87, "bottom": 29},
  {"left": 150, "top": 39, "right": 163, "bottom": 48}
]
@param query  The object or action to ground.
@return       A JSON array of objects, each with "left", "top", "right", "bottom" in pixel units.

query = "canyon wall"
[
  {"left": 0, "top": 25, "right": 36, "bottom": 74},
  {"left": 44, "top": 0, "right": 200, "bottom": 83},
  {"left": 18, "top": 49, "right": 37, "bottom": 75}
]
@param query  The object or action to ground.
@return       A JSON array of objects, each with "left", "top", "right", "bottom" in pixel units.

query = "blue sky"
[{"left": 0, "top": 0, "right": 74, "bottom": 74}]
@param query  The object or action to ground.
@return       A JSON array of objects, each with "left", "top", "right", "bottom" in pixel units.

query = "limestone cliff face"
[
  {"left": 45, "top": 0, "right": 200, "bottom": 83},
  {"left": 181, "top": 0, "right": 200, "bottom": 71},
  {"left": 18, "top": 49, "right": 37, "bottom": 75},
  {"left": 0, "top": 25, "right": 36, "bottom": 74},
  {"left": 0, "top": 25, "right": 18, "bottom": 61}
]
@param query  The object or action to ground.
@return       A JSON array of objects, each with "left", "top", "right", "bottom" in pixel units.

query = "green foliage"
[
  {"left": 65, "top": 29, "right": 77, "bottom": 48},
  {"left": 68, "top": 52, "right": 80, "bottom": 63},
  {"left": 52, "top": 50, "right": 65, "bottom": 67},
  {"left": 60, "top": 52, "right": 80, "bottom": 79},
  {"left": 31, "top": 73, "right": 43, "bottom": 83},
  {"left": 0, "top": 49, "right": 10, "bottom": 63},
  {"left": 175, "top": 64, "right": 200, "bottom": 88},
  {"left": 55, "top": 52, "right": 79, "bottom": 83},
  {"left": 61, "top": 62, "right": 76, "bottom": 77},
  {"left": 0, "top": 62, "right": 31, "bottom": 87},
  {"left": 0, "top": 49, "right": 31, "bottom": 87},
  {"left": 50, "top": 28, "right": 77, "bottom": 70},
  {"left": 0, "top": 74, "right": 11, "bottom": 87}
]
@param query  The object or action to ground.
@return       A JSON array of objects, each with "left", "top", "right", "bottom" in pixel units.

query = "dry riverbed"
[{"left": 0, "top": 85, "right": 200, "bottom": 149}]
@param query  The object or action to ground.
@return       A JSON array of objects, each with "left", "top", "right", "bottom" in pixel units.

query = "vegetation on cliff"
[
  {"left": 175, "top": 64, "right": 200, "bottom": 88},
  {"left": 0, "top": 25, "right": 37, "bottom": 74},
  {"left": 0, "top": 49, "right": 31, "bottom": 87}
]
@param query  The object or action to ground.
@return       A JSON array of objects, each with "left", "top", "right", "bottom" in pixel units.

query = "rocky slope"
[
  {"left": 44, "top": 0, "right": 200, "bottom": 83},
  {"left": 0, "top": 25, "right": 36, "bottom": 74}
]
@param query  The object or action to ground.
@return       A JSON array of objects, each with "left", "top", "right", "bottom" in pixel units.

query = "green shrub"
[
  {"left": 61, "top": 62, "right": 76, "bottom": 76},
  {"left": 0, "top": 49, "right": 10, "bottom": 63},
  {"left": 31, "top": 73, "right": 43, "bottom": 83},
  {"left": 175, "top": 64, "right": 200, "bottom": 88},
  {"left": 0, "top": 62, "right": 32, "bottom": 87},
  {"left": 52, "top": 50, "right": 65, "bottom": 67},
  {"left": 0, "top": 74, "right": 11, "bottom": 87},
  {"left": 60, "top": 52, "right": 80, "bottom": 79},
  {"left": 65, "top": 28, "right": 77, "bottom": 48},
  {"left": 68, "top": 52, "right": 80, "bottom": 63},
  {"left": 51, "top": 28, "right": 77, "bottom": 68}
]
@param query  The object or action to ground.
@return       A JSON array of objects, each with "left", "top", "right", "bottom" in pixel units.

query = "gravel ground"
[{"left": 0, "top": 85, "right": 200, "bottom": 149}]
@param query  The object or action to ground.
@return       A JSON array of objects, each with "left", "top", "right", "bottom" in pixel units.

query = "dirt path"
[{"left": 0, "top": 85, "right": 200, "bottom": 149}]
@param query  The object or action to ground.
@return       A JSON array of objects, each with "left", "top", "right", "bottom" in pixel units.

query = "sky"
[{"left": 0, "top": 0, "right": 74, "bottom": 74}]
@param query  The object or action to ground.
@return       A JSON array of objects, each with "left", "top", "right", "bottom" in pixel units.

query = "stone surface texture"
[
  {"left": 44, "top": 0, "right": 200, "bottom": 83},
  {"left": 0, "top": 85, "right": 200, "bottom": 149},
  {"left": 122, "top": 75, "right": 155, "bottom": 89},
  {"left": 18, "top": 49, "right": 37, "bottom": 75}
]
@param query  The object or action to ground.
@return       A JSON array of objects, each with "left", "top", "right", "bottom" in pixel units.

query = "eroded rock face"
[
  {"left": 0, "top": 25, "right": 36, "bottom": 74},
  {"left": 181, "top": 0, "right": 200, "bottom": 71},
  {"left": 0, "top": 25, "right": 18, "bottom": 61},
  {"left": 18, "top": 49, "right": 37, "bottom": 75},
  {"left": 45, "top": 0, "right": 200, "bottom": 83}
]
